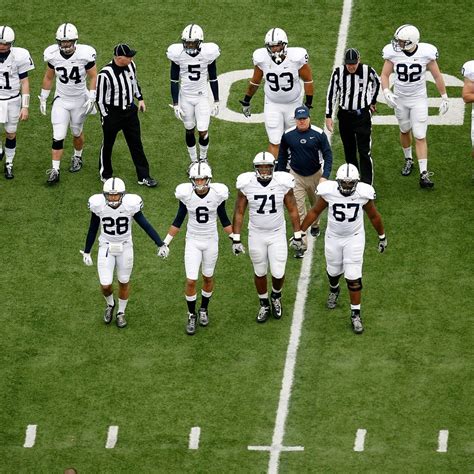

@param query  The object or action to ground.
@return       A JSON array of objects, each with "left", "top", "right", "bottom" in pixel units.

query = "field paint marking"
[
  {"left": 437, "top": 430, "right": 449, "bottom": 452},
  {"left": 353, "top": 429, "right": 367, "bottom": 452},
  {"left": 264, "top": 1, "right": 354, "bottom": 473},
  {"left": 105, "top": 425, "right": 119, "bottom": 449},
  {"left": 249, "top": 445, "right": 304, "bottom": 452},
  {"left": 189, "top": 426, "right": 201, "bottom": 450},
  {"left": 23, "top": 424, "right": 37, "bottom": 448}
]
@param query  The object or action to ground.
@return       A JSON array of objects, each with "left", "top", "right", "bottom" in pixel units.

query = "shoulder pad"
[
  {"left": 252, "top": 48, "right": 268, "bottom": 66},
  {"left": 310, "top": 124, "right": 324, "bottom": 134},
  {"left": 166, "top": 43, "right": 184, "bottom": 62},
  {"left": 210, "top": 182, "right": 229, "bottom": 201},
  {"left": 419, "top": 43, "right": 438, "bottom": 60},
  {"left": 287, "top": 47, "right": 308, "bottom": 64},
  {"left": 43, "top": 44, "right": 58, "bottom": 62},
  {"left": 462, "top": 60, "right": 474, "bottom": 80},
  {"left": 382, "top": 44, "right": 394, "bottom": 60},
  {"left": 236, "top": 172, "right": 254, "bottom": 190},
  {"left": 356, "top": 182, "right": 376, "bottom": 200},
  {"left": 273, "top": 171, "right": 295, "bottom": 189},
  {"left": 77, "top": 44, "right": 97, "bottom": 61},
  {"left": 200, "top": 42, "right": 220, "bottom": 61},
  {"left": 122, "top": 193, "right": 143, "bottom": 213},
  {"left": 12, "top": 47, "right": 33, "bottom": 66},
  {"left": 88, "top": 193, "right": 106, "bottom": 213},
  {"left": 175, "top": 182, "right": 194, "bottom": 202},
  {"left": 316, "top": 180, "right": 335, "bottom": 196}
]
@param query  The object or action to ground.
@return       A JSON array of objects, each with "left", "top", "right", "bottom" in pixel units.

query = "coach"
[
  {"left": 96, "top": 43, "right": 157, "bottom": 187},
  {"left": 277, "top": 105, "right": 333, "bottom": 256},
  {"left": 325, "top": 48, "right": 380, "bottom": 185}
]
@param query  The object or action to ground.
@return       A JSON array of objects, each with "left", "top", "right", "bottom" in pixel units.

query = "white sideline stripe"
[
  {"left": 266, "top": 1, "right": 353, "bottom": 473},
  {"left": 437, "top": 430, "right": 449, "bottom": 452},
  {"left": 23, "top": 424, "right": 37, "bottom": 448},
  {"left": 189, "top": 426, "right": 201, "bottom": 450},
  {"left": 105, "top": 425, "right": 119, "bottom": 449},
  {"left": 353, "top": 429, "right": 367, "bottom": 452},
  {"left": 249, "top": 445, "right": 304, "bottom": 452}
]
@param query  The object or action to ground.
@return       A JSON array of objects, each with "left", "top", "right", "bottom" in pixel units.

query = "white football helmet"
[
  {"left": 253, "top": 151, "right": 275, "bottom": 181},
  {"left": 103, "top": 177, "right": 126, "bottom": 209},
  {"left": 0, "top": 26, "right": 15, "bottom": 49},
  {"left": 391, "top": 24, "right": 420, "bottom": 52},
  {"left": 265, "top": 27, "right": 288, "bottom": 64},
  {"left": 181, "top": 24, "right": 204, "bottom": 56},
  {"left": 56, "top": 23, "right": 78, "bottom": 54},
  {"left": 336, "top": 164, "right": 360, "bottom": 196},
  {"left": 189, "top": 161, "right": 212, "bottom": 193}
]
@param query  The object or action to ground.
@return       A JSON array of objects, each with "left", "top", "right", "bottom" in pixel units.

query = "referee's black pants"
[
  {"left": 99, "top": 104, "right": 151, "bottom": 181},
  {"left": 337, "top": 107, "right": 373, "bottom": 185}
]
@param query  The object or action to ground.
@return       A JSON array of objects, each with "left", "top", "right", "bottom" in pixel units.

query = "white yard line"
[
  {"left": 188, "top": 426, "right": 201, "bottom": 450},
  {"left": 105, "top": 425, "right": 119, "bottom": 449},
  {"left": 437, "top": 430, "right": 449, "bottom": 452},
  {"left": 23, "top": 424, "right": 37, "bottom": 448},
  {"left": 353, "top": 429, "right": 367, "bottom": 452}
]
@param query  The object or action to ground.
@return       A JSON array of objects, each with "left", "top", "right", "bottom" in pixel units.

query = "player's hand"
[
  {"left": 239, "top": 99, "right": 251, "bottom": 117},
  {"left": 83, "top": 98, "right": 96, "bottom": 115},
  {"left": 211, "top": 101, "right": 220, "bottom": 117},
  {"left": 289, "top": 232, "right": 304, "bottom": 250},
  {"left": 378, "top": 235, "right": 388, "bottom": 253},
  {"left": 383, "top": 88, "right": 398, "bottom": 109},
  {"left": 157, "top": 244, "right": 170, "bottom": 259},
  {"left": 79, "top": 250, "right": 93, "bottom": 266},
  {"left": 38, "top": 96, "right": 47, "bottom": 115},
  {"left": 439, "top": 96, "right": 449, "bottom": 115},
  {"left": 171, "top": 104, "right": 184, "bottom": 121},
  {"left": 19, "top": 108, "right": 29, "bottom": 121}
]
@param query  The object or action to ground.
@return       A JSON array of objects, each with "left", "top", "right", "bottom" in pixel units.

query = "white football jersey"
[
  {"left": 0, "top": 47, "right": 34, "bottom": 99},
  {"left": 175, "top": 182, "right": 228, "bottom": 237},
  {"left": 317, "top": 181, "right": 375, "bottom": 238},
  {"left": 44, "top": 44, "right": 96, "bottom": 99},
  {"left": 462, "top": 60, "right": 474, "bottom": 81},
  {"left": 237, "top": 171, "right": 294, "bottom": 232},
  {"left": 88, "top": 193, "right": 143, "bottom": 245},
  {"left": 166, "top": 42, "right": 220, "bottom": 97},
  {"left": 382, "top": 43, "right": 438, "bottom": 99},
  {"left": 253, "top": 47, "right": 308, "bottom": 104}
]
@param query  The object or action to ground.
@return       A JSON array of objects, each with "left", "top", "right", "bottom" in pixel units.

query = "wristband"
[
  {"left": 164, "top": 234, "right": 173, "bottom": 245},
  {"left": 441, "top": 93, "right": 448, "bottom": 100},
  {"left": 305, "top": 95, "right": 313, "bottom": 107},
  {"left": 21, "top": 94, "right": 30, "bottom": 108},
  {"left": 243, "top": 95, "right": 252, "bottom": 103},
  {"left": 232, "top": 233, "right": 241, "bottom": 242},
  {"left": 383, "top": 88, "right": 391, "bottom": 96},
  {"left": 379, "top": 234, "right": 386, "bottom": 239},
  {"left": 40, "top": 88, "right": 51, "bottom": 100},
  {"left": 294, "top": 231, "right": 302, "bottom": 239},
  {"left": 88, "top": 89, "right": 97, "bottom": 100}
]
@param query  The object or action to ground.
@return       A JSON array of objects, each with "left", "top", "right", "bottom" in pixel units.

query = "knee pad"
[
  {"left": 185, "top": 128, "right": 196, "bottom": 147},
  {"left": 198, "top": 133, "right": 209, "bottom": 146},
  {"left": 346, "top": 278, "right": 362, "bottom": 292},
  {"left": 52, "top": 139, "right": 64, "bottom": 150}
]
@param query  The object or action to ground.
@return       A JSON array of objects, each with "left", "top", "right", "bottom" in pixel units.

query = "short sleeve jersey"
[
  {"left": 0, "top": 47, "right": 34, "bottom": 99},
  {"left": 462, "top": 60, "right": 474, "bottom": 81}
]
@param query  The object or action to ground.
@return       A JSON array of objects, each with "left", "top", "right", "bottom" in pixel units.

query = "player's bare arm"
[
  {"left": 301, "top": 197, "right": 328, "bottom": 232},
  {"left": 283, "top": 189, "right": 301, "bottom": 233}
]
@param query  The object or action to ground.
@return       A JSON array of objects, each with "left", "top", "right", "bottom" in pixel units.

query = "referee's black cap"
[
  {"left": 344, "top": 48, "right": 360, "bottom": 64},
  {"left": 114, "top": 43, "right": 136, "bottom": 57}
]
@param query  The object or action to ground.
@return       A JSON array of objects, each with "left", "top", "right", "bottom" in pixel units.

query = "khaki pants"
[{"left": 290, "top": 168, "right": 321, "bottom": 244}]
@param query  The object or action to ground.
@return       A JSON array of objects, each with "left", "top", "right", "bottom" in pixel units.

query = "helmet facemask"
[
  {"left": 254, "top": 164, "right": 274, "bottom": 181},
  {"left": 189, "top": 162, "right": 212, "bottom": 194},
  {"left": 266, "top": 41, "right": 287, "bottom": 64}
]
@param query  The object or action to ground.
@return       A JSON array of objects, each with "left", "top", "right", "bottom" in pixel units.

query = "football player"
[
  {"left": 162, "top": 162, "right": 232, "bottom": 335},
  {"left": 166, "top": 24, "right": 220, "bottom": 163},
  {"left": 232, "top": 152, "right": 303, "bottom": 323},
  {"left": 239, "top": 28, "right": 314, "bottom": 157},
  {"left": 39, "top": 23, "right": 97, "bottom": 185},
  {"left": 461, "top": 60, "right": 474, "bottom": 162},
  {"left": 381, "top": 24, "right": 449, "bottom": 188},
  {"left": 301, "top": 164, "right": 387, "bottom": 334},
  {"left": 80, "top": 177, "right": 169, "bottom": 328},
  {"left": 0, "top": 25, "right": 34, "bottom": 179}
]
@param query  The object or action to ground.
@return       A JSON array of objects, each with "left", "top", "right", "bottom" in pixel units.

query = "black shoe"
[
  {"left": 186, "top": 312, "right": 197, "bottom": 335},
  {"left": 401, "top": 159, "right": 414, "bottom": 176},
  {"left": 198, "top": 307, "right": 209, "bottom": 327},
  {"left": 351, "top": 310, "right": 364, "bottom": 334},
  {"left": 419, "top": 171, "right": 434, "bottom": 189},
  {"left": 116, "top": 312, "right": 127, "bottom": 328},
  {"left": 270, "top": 293, "right": 283, "bottom": 319},
  {"left": 103, "top": 302, "right": 115, "bottom": 324},
  {"left": 46, "top": 168, "right": 60, "bottom": 185},
  {"left": 310, "top": 226, "right": 320, "bottom": 238},
  {"left": 69, "top": 155, "right": 83, "bottom": 172},
  {"left": 326, "top": 288, "right": 340, "bottom": 309},
  {"left": 256, "top": 304, "right": 271, "bottom": 323},
  {"left": 4, "top": 164, "right": 13, "bottom": 179},
  {"left": 138, "top": 177, "right": 158, "bottom": 187}
]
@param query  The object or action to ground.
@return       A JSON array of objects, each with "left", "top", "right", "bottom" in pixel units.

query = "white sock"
[
  {"left": 187, "top": 146, "right": 198, "bottom": 162},
  {"left": 52, "top": 160, "right": 60, "bottom": 171},
  {"left": 199, "top": 144, "right": 209, "bottom": 161},
  {"left": 351, "top": 304, "right": 361, "bottom": 311},
  {"left": 418, "top": 159, "right": 428, "bottom": 173},
  {"left": 74, "top": 148, "right": 83, "bottom": 157},
  {"left": 258, "top": 292, "right": 269, "bottom": 300},
  {"left": 5, "top": 147, "right": 15, "bottom": 165},
  {"left": 104, "top": 294, "right": 114, "bottom": 306},
  {"left": 403, "top": 147, "right": 412, "bottom": 160},
  {"left": 118, "top": 298, "right": 128, "bottom": 314}
]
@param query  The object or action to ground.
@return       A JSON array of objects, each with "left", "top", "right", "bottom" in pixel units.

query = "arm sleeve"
[
  {"left": 170, "top": 61, "right": 180, "bottom": 104},
  {"left": 276, "top": 134, "right": 289, "bottom": 171},
  {"left": 370, "top": 67, "right": 381, "bottom": 105},
  {"left": 84, "top": 213, "right": 100, "bottom": 253},
  {"left": 171, "top": 201, "right": 188, "bottom": 228},
  {"left": 208, "top": 60, "right": 219, "bottom": 101},
  {"left": 96, "top": 73, "right": 108, "bottom": 116},
  {"left": 19, "top": 72, "right": 29, "bottom": 80},
  {"left": 217, "top": 201, "right": 231, "bottom": 227},
  {"left": 325, "top": 68, "right": 338, "bottom": 118},
  {"left": 321, "top": 133, "right": 333, "bottom": 179},
  {"left": 85, "top": 61, "right": 96, "bottom": 71},
  {"left": 133, "top": 211, "right": 164, "bottom": 246}
]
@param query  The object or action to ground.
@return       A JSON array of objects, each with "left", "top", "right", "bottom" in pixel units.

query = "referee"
[
  {"left": 96, "top": 43, "right": 157, "bottom": 187},
  {"left": 325, "top": 48, "right": 380, "bottom": 184}
]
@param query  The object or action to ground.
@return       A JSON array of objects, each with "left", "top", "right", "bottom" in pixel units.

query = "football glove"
[
  {"left": 378, "top": 235, "right": 388, "bottom": 253},
  {"left": 289, "top": 233, "right": 304, "bottom": 251},
  {"left": 211, "top": 101, "right": 220, "bottom": 117},
  {"left": 157, "top": 244, "right": 170, "bottom": 259},
  {"left": 79, "top": 250, "right": 93, "bottom": 266},
  {"left": 439, "top": 95, "right": 449, "bottom": 115},
  {"left": 239, "top": 99, "right": 251, "bottom": 117},
  {"left": 173, "top": 104, "right": 185, "bottom": 121},
  {"left": 230, "top": 234, "right": 245, "bottom": 255},
  {"left": 83, "top": 90, "right": 97, "bottom": 115},
  {"left": 38, "top": 96, "right": 47, "bottom": 115},
  {"left": 383, "top": 88, "right": 398, "bottom": 109}
]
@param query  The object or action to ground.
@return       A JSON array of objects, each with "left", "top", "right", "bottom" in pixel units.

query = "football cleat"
[
  {"left": 46, "top": 168, "right": 60, "bottom": 185},
  {"left": 327, "top": 288, "right": 340, "bottom": 309},
  {"left": 401, "top": 159, "right": 414, "bottom": 176},
  {"left": 351, "top": 311, "right": 364, "bottom": 334},
  {"left": 419, "top": 171, "right": 434, "bottom": 189},
  {"left": 186, "top": 312, "right": 197, "bottom": 335},
  {"left": 69, "top": 155, "right": 83, "bottom": 173},
  {"left": 4, "top": 164, "right": 13, "bottom": 179},
  {"left": 310, "top": 226, "right": 320, "bottom": 238},
  {"left": 116, "top": 312, "right": 127, "bottom": 328},
  {"left": 270, "top": 294, "right": 283, "bottom": 319},
  {"left": 137, "top": 177, "right": 158, "bottom": 187},
  {"left": 294, "top": 247, "right": 306, "bottom": 259},
  {"left": 256, "top": 304, "right": 271, "bottom": 323},
  {"left": 103, "top": 302, "right": 115, "bottom": 324},
  {"left": 198, "top": 308, "right": 209, "bottom": 327}
]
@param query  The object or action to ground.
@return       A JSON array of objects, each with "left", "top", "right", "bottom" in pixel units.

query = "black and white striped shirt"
[
  {"left": 96, "top": 60, "right": 143, "bottom": 116},
  {"left": 325, "top": 64, "right": 380, "bottom": 117}
]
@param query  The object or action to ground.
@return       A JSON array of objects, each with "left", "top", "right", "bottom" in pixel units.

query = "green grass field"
[{"left": 1, "top": 0, "right": 473, "bottom": 472}]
